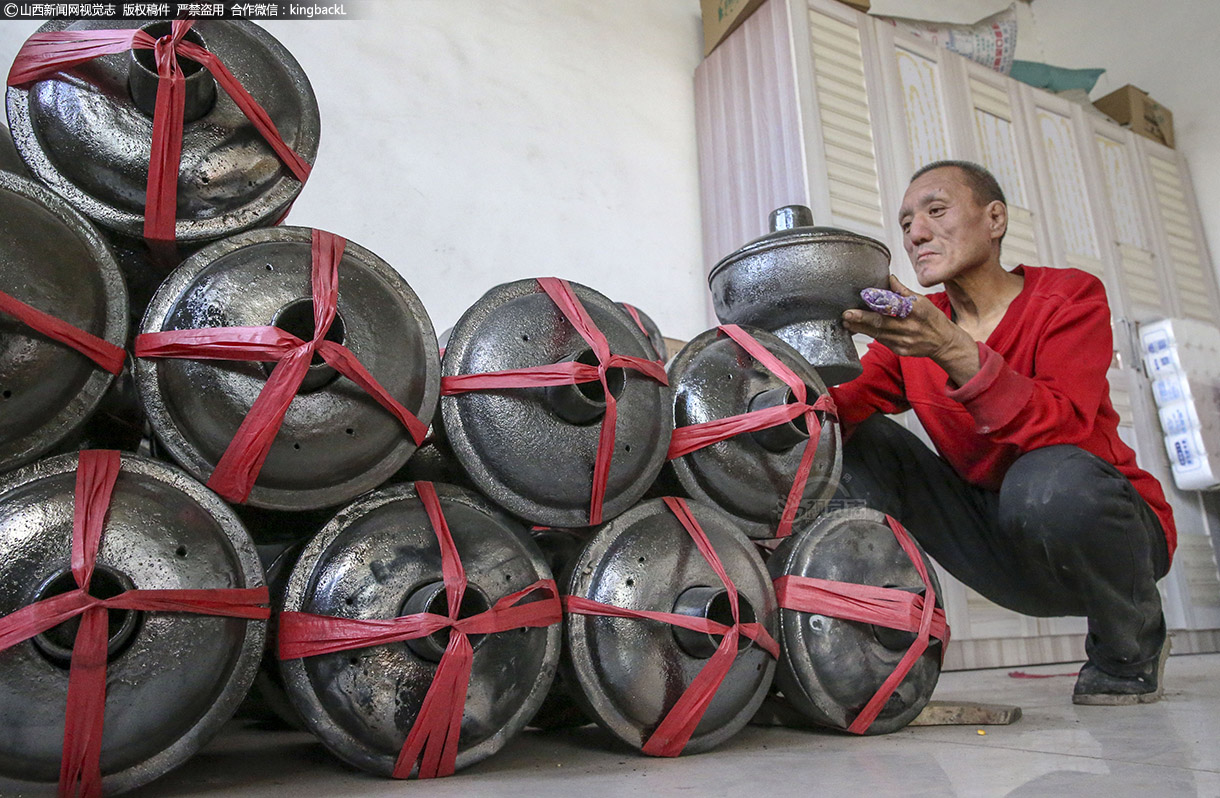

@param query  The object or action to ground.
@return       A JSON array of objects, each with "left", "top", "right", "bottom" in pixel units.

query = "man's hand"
[{"left": 842, "top": 276, "right": 981, "bottom": 387}]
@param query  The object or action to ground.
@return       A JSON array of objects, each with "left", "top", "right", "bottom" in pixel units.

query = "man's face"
[{"left": 898, "top": 167, "right": 999, "bottom": 287}]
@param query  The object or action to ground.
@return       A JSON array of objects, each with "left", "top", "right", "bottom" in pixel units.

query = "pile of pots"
[{"left": 0, "top": 17, "right": 948, "bottom": 798}]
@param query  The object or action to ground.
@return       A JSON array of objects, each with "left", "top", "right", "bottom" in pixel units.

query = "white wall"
[{"left": 0, "top": 1, "right": 709, "bottom": 341}]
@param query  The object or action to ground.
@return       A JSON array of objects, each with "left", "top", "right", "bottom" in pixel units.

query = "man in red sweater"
[{"left": 830, "top": 160, "right": 1174, "bottom": 704}]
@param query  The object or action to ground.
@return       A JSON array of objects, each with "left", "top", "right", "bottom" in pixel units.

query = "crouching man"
[{"left": 831, "top": 160, "right": 1174, "bottom": 704}]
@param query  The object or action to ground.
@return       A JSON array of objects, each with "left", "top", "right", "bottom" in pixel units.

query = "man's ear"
[{"left": 986, "top": 200, "right": 1008, "bottom": 242}]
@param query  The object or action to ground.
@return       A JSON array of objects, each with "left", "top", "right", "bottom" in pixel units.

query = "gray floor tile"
[{"left": 114, "top": 653, "right": 1220, "bottom": 797}]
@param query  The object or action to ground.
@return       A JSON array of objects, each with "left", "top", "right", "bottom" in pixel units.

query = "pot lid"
[
  {"left": 563, "top": 498, "right": 777, "bottom": 754},
  {"left": 440, "top": 279, "right": 672, "bottom": 527},
  {"left": 709, "top": 205, "right": 890, "bottom": 285},
  {"left": 0, "top": 171, "right": 127, "bottom": 472},
  {"left": 6, "top": 19, "right": 320, "bottom": 243},
  {"left": 768, "top": 506, "right": 943, "bottom": 734},
  {"left": 667, "top": 326, "right": 840, "bottom": 538},
  {"left": 0, "top": 451, "right": 264, "bottom": 793},
  {"left": 279, "top": 482, "right": 560, "bottom": 776},
  {"left": 135, "top": 226, "right": 439, "bottom": 510}
]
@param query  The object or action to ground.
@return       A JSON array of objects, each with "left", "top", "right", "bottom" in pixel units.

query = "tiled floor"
[{"left": 123, "top": 653, "right": 1220, "bottom": 797}]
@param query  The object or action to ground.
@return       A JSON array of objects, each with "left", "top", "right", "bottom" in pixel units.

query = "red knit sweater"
[{"left": 829, "top": 265, "right": 1176, "bottom": 559}]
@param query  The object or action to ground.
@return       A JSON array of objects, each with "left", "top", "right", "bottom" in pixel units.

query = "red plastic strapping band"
[
  {"left": 1007, "top": 670, "right": 1076, "bottom": 679},
  {"left": 772, "top": 514, "right": 949, "bottom": 735},
  {"left": 134, "top": 229, "right": 428, "bottom": 504},
  {"left": 621, "top": 303, "right": 662, "bottom": 363},
  {"left": 562, "top": 496, "right": 779, "bottom": 757},
  {"left": 0, "top": 449, "right": 270, "bottom": 798},
  {"left": 276, "top": 480, "right": 562, "bottom": 779},
  {"left": 0, "top": 289, "right": 125, "bottom": 375},
  {"left": 440, "top": 278, "right": 668, "bottom": 525},
  {"left": 622, "top": 303, "right": 647, "bottom": 336},
  {"left": 8, "top": 21, "right": 311, "bottom": 247},
  {"left": 667, "top": 324, "right": 837, "bottom": 538}
]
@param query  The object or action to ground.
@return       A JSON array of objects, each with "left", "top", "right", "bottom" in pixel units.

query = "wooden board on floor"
[{"left": 908, "top": 700, "right": 1023, "bottom": 726}]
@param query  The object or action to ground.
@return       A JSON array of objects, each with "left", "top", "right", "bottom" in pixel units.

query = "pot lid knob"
[{"left": 769, "top": 205, "right": 815, "bottom": 232}]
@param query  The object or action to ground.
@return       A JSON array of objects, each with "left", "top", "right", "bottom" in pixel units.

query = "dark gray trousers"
[{"left": 838, "top": 415, "right": 1170, "bottom": 677}]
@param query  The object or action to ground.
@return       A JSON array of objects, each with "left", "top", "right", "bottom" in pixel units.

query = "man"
[{"left": 830, "top": 160, "right": 1175, "bottom": 705}]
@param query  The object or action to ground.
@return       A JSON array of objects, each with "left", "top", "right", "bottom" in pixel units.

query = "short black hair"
[
  {"left": 910, "top": 160, "right": 1006, "bottom": 249},
  {"left": 910, "top": 160, "right": 1006, "bottom": 206}
]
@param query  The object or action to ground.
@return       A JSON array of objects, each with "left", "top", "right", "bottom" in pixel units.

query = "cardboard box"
[
  {"left": 1094, "top": 84, "right": 1174, "bottom": 149},
  {"left": 701, "top": 0, "right": 767, "bottom": 56},
  {"left": 701, "top": 0, "right": 870, "bottom": 56}
]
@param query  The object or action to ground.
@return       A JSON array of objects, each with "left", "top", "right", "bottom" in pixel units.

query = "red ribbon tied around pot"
[
  {"left": 277, "top": 481, "right": 562, "bottom": 779},
  {"left": 7, "top": 20, "right": 312, "bottom": 247},
  {"left": 772, "top": 514, "right": 949, "bottom": 734},
  {"left": 563, "top": 496, "right": 780, "bottom": 757},
  {"left": 134, "top": 229, "right": 429, "bottom": 504},
  {"left": 621, "top": 302, "right": 663, "bottom": 364},
  {"left": 667, "top": 324, "right": 837, "bottom": 538},
  {"left": 441, "top": 278, "right": 669, "bottom": 525},
  {"left": 0, "top": 450, "right": 270, "bottom": 798},
  {"left": 0, "top": 289, "right": 126, "bottom": 375}
]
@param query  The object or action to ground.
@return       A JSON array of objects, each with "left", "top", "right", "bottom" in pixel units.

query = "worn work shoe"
[{"left": 1072, "top": 639, "right": 1170, "bottom": 706}]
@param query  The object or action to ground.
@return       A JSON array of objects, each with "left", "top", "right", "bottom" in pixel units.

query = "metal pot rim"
[{"left": 708, "top": 228, "right": 892, "bottom": 287}]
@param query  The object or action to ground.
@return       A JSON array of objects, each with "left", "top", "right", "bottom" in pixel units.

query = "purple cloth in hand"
[{"left": 861, "top": 287, "right": 914, "bottom": 318}]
